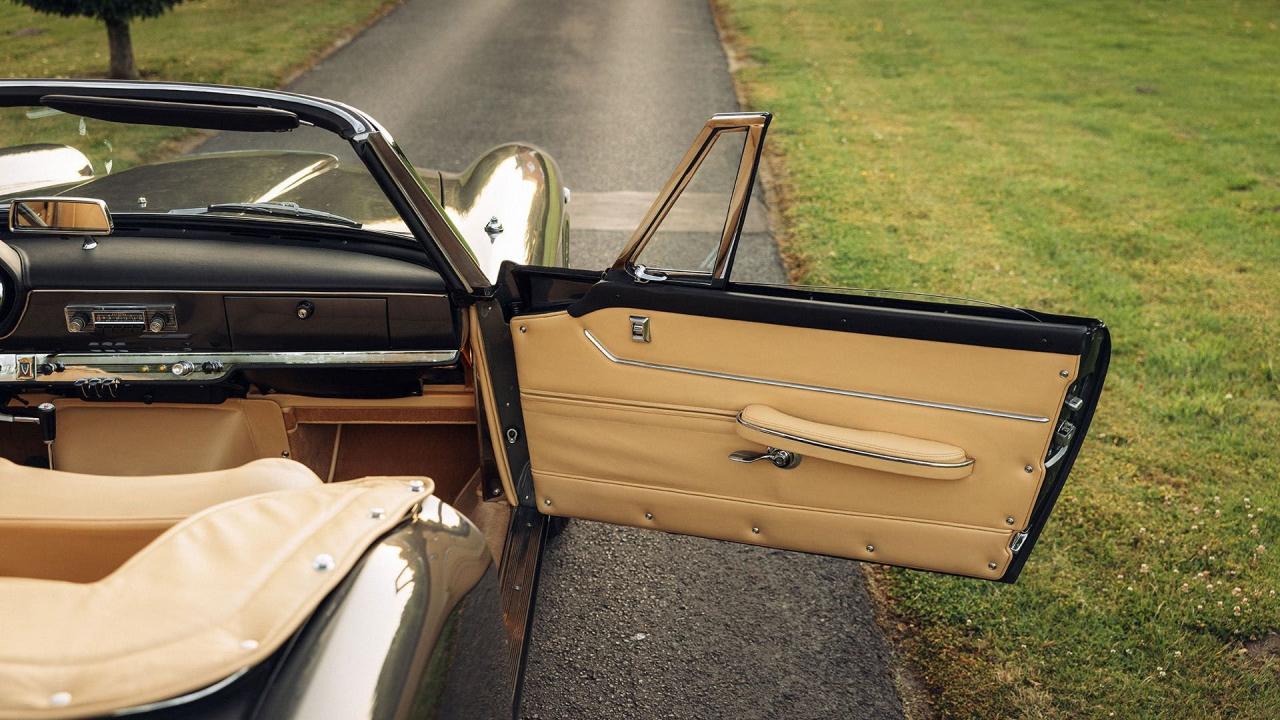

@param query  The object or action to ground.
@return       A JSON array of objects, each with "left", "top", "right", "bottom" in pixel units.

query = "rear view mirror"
[{"left": 8, "top": 197, "right": 112, "bottom": 235}]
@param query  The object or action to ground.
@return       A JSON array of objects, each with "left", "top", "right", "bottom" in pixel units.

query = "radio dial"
[
  {"left": 67, "top": 313, "right": 89, "bottom": 333},
  {"left": 147, "top": 314, "right": 168, "bottom": 333}
]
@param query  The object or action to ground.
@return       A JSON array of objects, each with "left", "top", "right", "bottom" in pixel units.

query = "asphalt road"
[{"left": 274, "top": 0, "right": 906, "bottom": 716}]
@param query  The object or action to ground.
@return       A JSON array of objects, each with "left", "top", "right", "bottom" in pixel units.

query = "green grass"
[
  {"left": 0, "top": 0, "right": 398, "bottom": 165},
  {"left": 716, "top": 0, "right": 1279, "bottom": 717}
]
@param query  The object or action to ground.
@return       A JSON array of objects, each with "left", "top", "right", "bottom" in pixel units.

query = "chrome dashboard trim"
[
  {"left": 582, "top": 329, "right": 1050, "bottom": 424},
  {"left": 0, "top": 289, "right": 448, "bottom": 342},
  {"left": 736, "top": 411, "right": 976, "bottom": 469},
  {"left": 0, "top": 349, "right": 459, "bottom": 384}
]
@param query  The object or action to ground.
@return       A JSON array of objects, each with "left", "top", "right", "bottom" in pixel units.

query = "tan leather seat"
[{"left": 0, "top": 457, "right": 322, "bottom": 582}]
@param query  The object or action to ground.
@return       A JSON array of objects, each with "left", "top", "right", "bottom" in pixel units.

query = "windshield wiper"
[{"left": 176, "top": 201, "right": 362, "bottom": 228}]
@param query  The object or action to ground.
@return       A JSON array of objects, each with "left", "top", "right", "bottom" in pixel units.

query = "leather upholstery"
[
  {"left": 49, "top": 398, "right": 291, "bottom": 476},
  {"left": 0, "top": 477, "right": 431, "bottom": 720},
  {"left": 511, "top": 307, "right": 1079, "bottom": 579},
  {"left": 0, "top": 457, "right": 321, "bottom": 582}
]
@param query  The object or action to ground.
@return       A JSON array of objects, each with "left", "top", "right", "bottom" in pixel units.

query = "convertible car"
[{"left": 0, "top": 80, "right": 1109, "bottom": 719}]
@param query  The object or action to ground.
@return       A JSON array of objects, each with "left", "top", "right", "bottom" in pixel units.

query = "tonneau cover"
[{"left": 0, "top": 476, "right": 433, "bottom": 719}]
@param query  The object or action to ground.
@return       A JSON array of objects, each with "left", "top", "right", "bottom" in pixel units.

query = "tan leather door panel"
[{"left": 510, "top": 307, "right": 1081, "bottom": 579}]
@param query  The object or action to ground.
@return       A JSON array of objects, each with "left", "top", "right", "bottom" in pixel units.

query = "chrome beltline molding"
[
  {"left": 582, "top": 329, "right": 1049, "bottom": 424},
  {"left": 736, "top": 411, "right": 976, "bottom": 469},
  {"left": 111, "top": 669, "right": 248, "bottom": 717},
  {"left": 0, "top": 349, "right": 458, "bottom": 384}
]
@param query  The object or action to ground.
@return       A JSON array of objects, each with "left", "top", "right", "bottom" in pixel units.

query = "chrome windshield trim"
[
  {"left": 736, "top": 411, "right": 976, "bottom": 469},
  {"left": 582, "top": 329, "right": 1049, "bottom": 423}
]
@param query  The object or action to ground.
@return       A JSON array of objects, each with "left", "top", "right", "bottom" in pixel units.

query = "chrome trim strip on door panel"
[
  {"left": 736, "top": 412, "right": 976, "bottom": 469},
  {"left": 582, "top": 329, "right": 1050, "bottom": 423}
]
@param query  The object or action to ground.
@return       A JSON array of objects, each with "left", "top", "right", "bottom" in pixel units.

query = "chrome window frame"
[{"left": 610, "top": 112, "right": 770, "bottom": 289}]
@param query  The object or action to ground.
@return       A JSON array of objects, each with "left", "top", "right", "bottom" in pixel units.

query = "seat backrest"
[{"left": 0, "top": 457, "right": 321, "bottom": 582}]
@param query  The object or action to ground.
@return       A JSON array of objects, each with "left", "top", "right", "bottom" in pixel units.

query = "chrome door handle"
[
  {"left": 632, "top": 264, "right": 668, "bottom": 283},
  {"left": 729, "top": 447, "right": 802, "bottom": 469}
]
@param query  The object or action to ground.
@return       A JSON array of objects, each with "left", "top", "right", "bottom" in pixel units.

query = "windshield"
[{"left": 0, "top": 105, "right": 412, "bottom": 234}]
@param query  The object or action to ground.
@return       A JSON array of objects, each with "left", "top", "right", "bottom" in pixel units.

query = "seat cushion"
[
  {"left": 0, "top": 457, "right": 322, "bottom": 582},
  {"left": 0, "top": 476, "right": 434, "bottom": 720}
]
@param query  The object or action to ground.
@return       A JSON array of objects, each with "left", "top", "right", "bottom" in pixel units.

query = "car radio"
[{"left": 63, "top": 304, "right": 177, "bottom": 335}]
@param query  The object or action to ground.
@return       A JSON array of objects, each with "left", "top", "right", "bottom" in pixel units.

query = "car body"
[{"left": 0, "top": 80, "right": 1109, "bottom": 719}]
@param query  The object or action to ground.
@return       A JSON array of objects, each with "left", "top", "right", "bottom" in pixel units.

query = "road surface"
[{"left": 270, "top": 0, "right": 907, "bottom": 716}]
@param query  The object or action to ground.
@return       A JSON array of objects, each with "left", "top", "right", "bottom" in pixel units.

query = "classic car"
[{"left": 0, "top": 80, "right": 1109, "bottom": 719}]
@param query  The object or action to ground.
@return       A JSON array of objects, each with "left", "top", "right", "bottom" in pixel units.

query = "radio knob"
[
  {"left": 147, "top": 314, "right": 168, "bottom": 333},
  {"left": 67, "top": 313, "right": 89, "bottom": 332},
  {"left": 170, "top": 360, "right": 196, "bottom": 377}
]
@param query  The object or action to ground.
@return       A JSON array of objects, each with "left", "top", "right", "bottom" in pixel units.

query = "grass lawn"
[
  {"left": 0, "top": 0, "right": 398, "bottom": 166},
  {"left": 716, "top": 0, "right": 1279, "bottom": 717}
]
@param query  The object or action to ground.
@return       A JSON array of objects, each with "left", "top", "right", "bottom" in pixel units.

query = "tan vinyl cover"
[
  {"left": 0, "top": 457, "right": 322, "bottom": 582},
  {"left": 0, "top": 476, "right": 432, "bottom": 720}
]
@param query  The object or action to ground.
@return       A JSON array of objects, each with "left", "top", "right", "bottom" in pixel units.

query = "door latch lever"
[{"left": 729, "top": 447, "right": 802, "bottom": 469}]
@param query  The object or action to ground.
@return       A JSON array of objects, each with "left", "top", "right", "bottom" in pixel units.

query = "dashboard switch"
[{"left": 170, "top": 360, "right": 196, "bottom": 377}]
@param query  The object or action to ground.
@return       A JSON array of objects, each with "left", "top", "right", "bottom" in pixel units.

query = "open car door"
[{"left": 487, "top": 113, "right": 1109, "bottom": 582}]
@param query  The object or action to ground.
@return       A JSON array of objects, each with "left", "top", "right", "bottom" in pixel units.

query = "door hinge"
[{"left": 1010, "top": 531, "right": 1029, "bottom": 553}]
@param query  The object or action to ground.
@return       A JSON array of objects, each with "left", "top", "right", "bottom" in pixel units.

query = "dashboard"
[{"left": 0, "top": 233, "right": 461, "bottom": 399}]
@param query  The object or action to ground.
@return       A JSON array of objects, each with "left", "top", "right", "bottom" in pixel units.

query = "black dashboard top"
[{"left": 3, "top": 234, "right": 446, "bottom": 294}]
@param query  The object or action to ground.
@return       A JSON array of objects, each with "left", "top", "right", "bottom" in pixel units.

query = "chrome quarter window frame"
[{"left": 611, "top": 112, "right": 771, "bottom": 290}]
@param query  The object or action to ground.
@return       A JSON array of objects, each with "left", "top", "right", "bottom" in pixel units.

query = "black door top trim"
[{"left": 567, "top": 277, "right": 1097, "bottom": 355}]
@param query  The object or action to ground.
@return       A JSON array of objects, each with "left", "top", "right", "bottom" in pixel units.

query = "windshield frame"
[{"left": 0, "top": 79, "right": 490, "bottom": 294}]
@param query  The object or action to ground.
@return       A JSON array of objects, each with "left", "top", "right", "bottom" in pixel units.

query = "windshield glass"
[{"left": 0, "top": 105, "right": 412, "bottom": 234}]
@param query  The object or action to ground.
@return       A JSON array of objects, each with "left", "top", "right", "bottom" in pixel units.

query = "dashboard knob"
[
  {"left": 67, "top": 313, "right": 89, "bottom": 332},
  {"left": 170, "top": 360, "right": 196, "bottom": 377},
  {"left": 148, "top": 314, "right": 168, "bottom": 333}
]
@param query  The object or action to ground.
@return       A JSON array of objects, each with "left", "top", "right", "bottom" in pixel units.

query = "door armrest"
[{"left": 734, "top": 404, "right": 974, "bottom": 480}]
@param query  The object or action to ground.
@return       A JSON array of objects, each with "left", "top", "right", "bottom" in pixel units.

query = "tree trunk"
[{"left": 104, "top": 17, "right": 138, "bottom": 80}]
